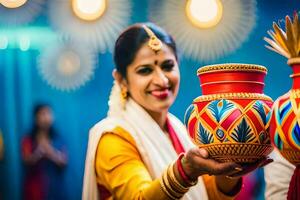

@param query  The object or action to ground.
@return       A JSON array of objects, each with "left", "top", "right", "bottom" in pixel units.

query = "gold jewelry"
[
  {"left": 162, "top": 170, "right": 183, "bottom": 199},
  {"left": 120, "top": 88, "right": 128, "bottom": 109},
  {"left": 159, "top": 165, "right": 187, "bottom": 200},
  {"left": 142, "top": 25, "right": 162, "bottom": 52},
  {"left": 159, "top": 175, "right": 179, "bottom": 200},
  {"left": 167, "top": 164, "right": 189, "bottom": 193},
  {"left": 193, "top": 92, "right": 273, "bottom": 103}
]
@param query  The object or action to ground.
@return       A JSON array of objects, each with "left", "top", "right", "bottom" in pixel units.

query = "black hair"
[
  {"left": 30, "top": 103, "right": 56, "bottom": 140},
  {"left": 114, "top": 22, "right": 177, "bottom": 78}
]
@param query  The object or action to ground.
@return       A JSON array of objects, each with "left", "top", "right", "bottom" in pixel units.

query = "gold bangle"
[
  {"left": 163, "top": 170, "right": 184, "bottom": 199},
  {"left": 167, "top": 164, "right": 189, "bottom": 193},
  {"left": 159, "top": 175, "right": 181, "bottom": 200},
  {"left": 193, "top": 92, "right": 273, "bottom": 103}
]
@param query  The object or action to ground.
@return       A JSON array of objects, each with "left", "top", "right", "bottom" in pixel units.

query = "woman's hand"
[
  {"left": 183, "top": 148, "right": 242, "bottom": 179},
  {"left": 42, "top": 142, "right": 67, "bottom": 167},
  {"left": 180, "top": 147, "right": 273, "bottom": 196},
  {"left": 183, "top": 147, "right": 273, "bottom": 179},
  {"left": 227, "top": 157, "right": 273, "bottom": 178},
  {"left": 37, "top": 137, "right": 67, "bottom": 167}
]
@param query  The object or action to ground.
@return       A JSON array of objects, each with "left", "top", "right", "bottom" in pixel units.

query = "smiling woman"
[
  {"left": 115, "top": 40, "right": 180, "bottom": 119},
  {"left": 81, "top": 22, "right": 268, "bottom": 200}
]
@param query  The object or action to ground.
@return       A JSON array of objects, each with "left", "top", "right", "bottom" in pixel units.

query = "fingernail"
[
  {"left": 199, "top": 148, "right": 209, "bottom": 158},
  {"left": 235, "top": 167, "right": 243, "bottom": 171}
]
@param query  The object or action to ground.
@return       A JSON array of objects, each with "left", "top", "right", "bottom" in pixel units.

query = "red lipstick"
[{"left": 151, "top": 89, "right": 170, "bottom": 100}]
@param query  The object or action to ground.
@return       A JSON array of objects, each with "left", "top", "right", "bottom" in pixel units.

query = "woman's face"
[
  {"left": 36, "top": 107, "right": 53, "bottom": 129},
  {"left": 122, "top": 43, "right": 180, "bottom": 115}
]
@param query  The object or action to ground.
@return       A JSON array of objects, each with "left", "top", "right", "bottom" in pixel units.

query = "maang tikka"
[{"left": 142, "top": 25, "right": 163, "bottom": 52}]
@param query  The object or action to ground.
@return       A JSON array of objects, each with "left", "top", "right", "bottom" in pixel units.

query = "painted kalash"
[
  {"left": 184, "top": 63, "right": 273, "bottom": 164},
  {"left": 264, "top": 12, "right": 300, "bottom": 200}
]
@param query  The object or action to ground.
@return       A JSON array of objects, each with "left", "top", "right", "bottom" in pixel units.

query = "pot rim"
[
  {"left": 193, "top": 92, "right": 273, "bottom": 102},
  {"left": 197, "top": 63, "right": 267, "bottom": 75},
  {"left": 288, "top": 57, "right": 300, "bottom": 65}
]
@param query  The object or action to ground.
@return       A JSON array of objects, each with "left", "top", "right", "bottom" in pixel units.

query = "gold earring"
[{"left": 121, "top": 88, "right": 128, "bottom": 109}]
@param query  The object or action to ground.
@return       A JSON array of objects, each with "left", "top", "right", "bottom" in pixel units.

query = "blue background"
[{"left": 0, "top": 0, "right": 299, "bottom": 199}]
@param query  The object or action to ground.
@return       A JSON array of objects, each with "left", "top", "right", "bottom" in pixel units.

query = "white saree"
[{"left": 82, "top": 82, "right": 208, "bottom": 200}]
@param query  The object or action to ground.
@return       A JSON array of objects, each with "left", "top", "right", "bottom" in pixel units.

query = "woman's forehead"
[{"left": 133, "top": 43, "right": 175, "bottom": 63}]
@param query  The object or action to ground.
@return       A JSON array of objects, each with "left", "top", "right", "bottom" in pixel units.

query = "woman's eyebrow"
[
  {"left": 160, "top": 59, "right": 174, "bottom": 65},
  {"left": 134, "top": 64, "right": 152, "bottom": 70}
]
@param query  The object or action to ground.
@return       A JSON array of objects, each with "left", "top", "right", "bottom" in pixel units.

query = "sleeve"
[
  {"left": 264, "top": 149, "right": 295, "bottom": 200},
  {"left": 95, "top": 130, "right": 170, "bottom": 200},
  {"left": 202, "top": 175, "right": 239, "bottom": 200},
  {"left": 21, "top": 136, "right": 33, "bottom": 158}
]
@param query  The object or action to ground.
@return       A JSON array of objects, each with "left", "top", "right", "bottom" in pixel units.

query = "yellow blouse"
[{"left": 95, "top": 126, "right": 237, "bottom": 200}]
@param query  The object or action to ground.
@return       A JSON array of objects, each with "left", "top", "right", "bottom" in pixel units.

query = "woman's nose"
[{"left": 153, "top": 69, "right": 169, "bottom": 86}]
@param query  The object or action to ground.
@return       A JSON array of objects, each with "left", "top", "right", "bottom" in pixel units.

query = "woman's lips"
[{"left": 150, "top": 89, "right": 170, "bottom": 99}]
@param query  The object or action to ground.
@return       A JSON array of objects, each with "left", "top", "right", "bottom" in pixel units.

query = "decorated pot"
[
  {"left": 184, "top": 63, "right": 273, "bottom": 163},
  {"left": 268, "top": 58, "right": 300, "bottom": 166}
]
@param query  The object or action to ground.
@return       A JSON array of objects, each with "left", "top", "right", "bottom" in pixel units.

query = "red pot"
[
  {"left": 184, "top": 63, "right": 273, "bottom": 163},
  {"left": 269, "top": 58, "right": 300, "bottom": 166}
]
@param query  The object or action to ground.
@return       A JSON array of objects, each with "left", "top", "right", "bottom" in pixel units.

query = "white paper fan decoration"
[
  {"left": 150, "top": 0, "right": 257, "bottom": 62},
  {"left": 38, "top": 40, "right": 96, "bottom": 91},
  {"left": 48, "top": 0, "right": 132, "bottom": 53},
  {"left": 0, "top": 0, "right": 44, "bottom": 25}
]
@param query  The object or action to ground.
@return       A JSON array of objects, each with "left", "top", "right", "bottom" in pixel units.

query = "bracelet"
[
  {"left": 176, "top": 153, "right": 198, "bottom": 186},
  {"left": 159, "top": 163, "right": 191, "bottom": 200},
  {"left": 163, "top": 170, "right": 184, "bottom": 199},
  {"left": 159, "top": 176, "right": 178, "bottom": 200},
  {"left": 167, "top": 164, "right": 189, "bottom": 193}
]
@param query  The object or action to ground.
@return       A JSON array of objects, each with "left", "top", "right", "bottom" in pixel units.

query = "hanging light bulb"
[
  {"left": 1, "top": 0, "right": 27, "bottom": 8},
  {"left": 72, "top": 0, "right": 106, "bottom": 21},
  {"left": 186, "top": 0, "right": 223, "bottom": 29}
]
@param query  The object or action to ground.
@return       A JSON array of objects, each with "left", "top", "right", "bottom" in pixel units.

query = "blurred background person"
[
  {"left": 21, "top": 104, "right": 68, "bottom": 200},
  {"left": 0, "top": 129, "right": 3, "bottom": 161}
]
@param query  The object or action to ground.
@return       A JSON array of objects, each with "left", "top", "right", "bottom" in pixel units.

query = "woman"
[
  {"left": 83, "top": 23, "right": 269, "bottom": 200},
  {"left": 21, "top": 104, "right": 67, "bottom": 200}
]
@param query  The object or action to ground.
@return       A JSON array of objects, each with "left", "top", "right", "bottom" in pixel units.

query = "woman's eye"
[
  {"left": 136, "top": 66, "right": 153, "bottom": 75},
  {"left": 162, "top": 63, "right": 174, "bottom": 71}
]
